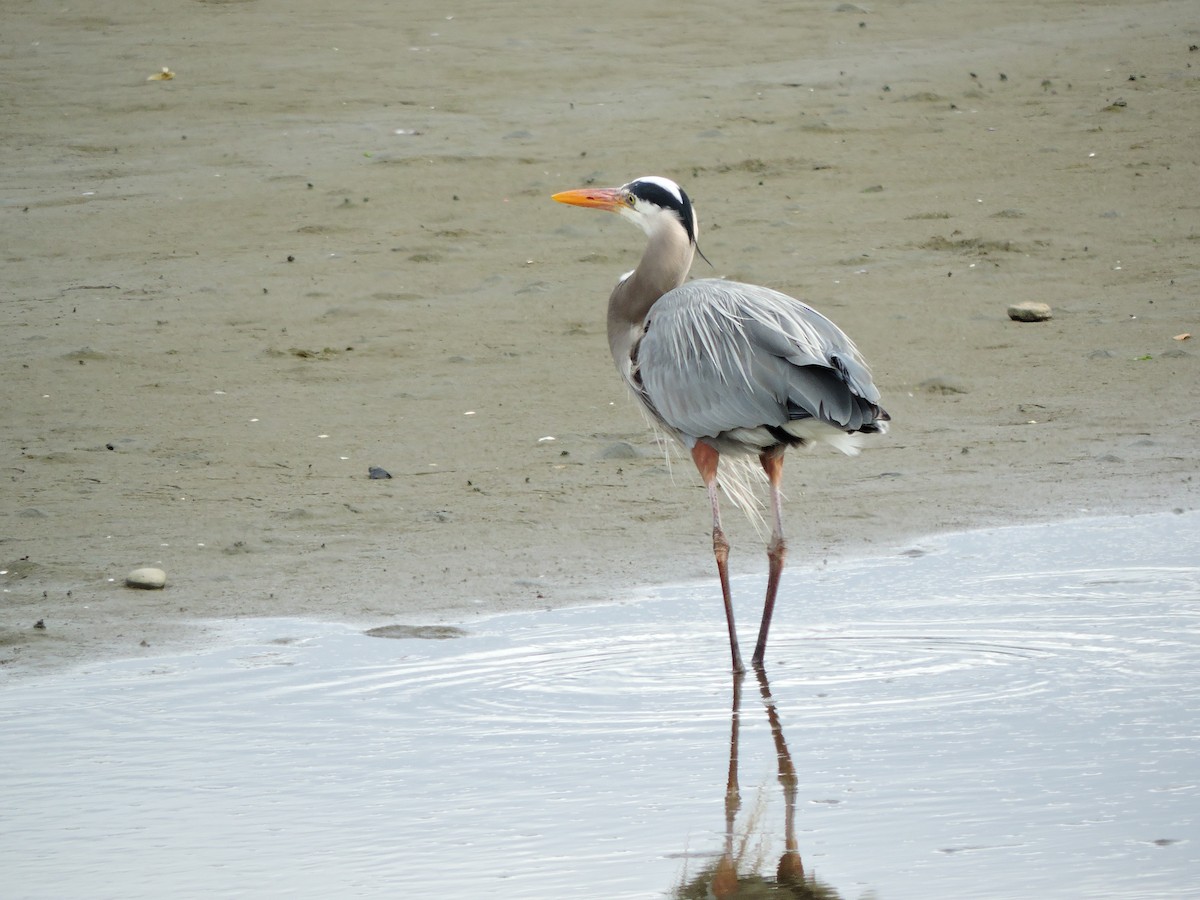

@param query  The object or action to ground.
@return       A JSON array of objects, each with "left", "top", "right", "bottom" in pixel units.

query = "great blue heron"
[{"left": 553, "top": 176, "right": 889, "bottom": 672}]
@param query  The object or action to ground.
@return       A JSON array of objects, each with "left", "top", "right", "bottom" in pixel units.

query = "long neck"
[{"left": 606, "top": 223, "right": 695, "bottom": 373}]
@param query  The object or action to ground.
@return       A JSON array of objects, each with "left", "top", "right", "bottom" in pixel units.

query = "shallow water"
[{"left": 3, "top": 512, "right": 1198, "bottom": 899}]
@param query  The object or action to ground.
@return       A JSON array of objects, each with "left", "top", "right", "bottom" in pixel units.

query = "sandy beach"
[{"left": 3, "top": 0, "right": 1197, "bottom": 678}]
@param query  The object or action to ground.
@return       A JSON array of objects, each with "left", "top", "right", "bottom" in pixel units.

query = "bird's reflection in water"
[{"left": 673, "top": 669, "right": 842, "bottom": 899}]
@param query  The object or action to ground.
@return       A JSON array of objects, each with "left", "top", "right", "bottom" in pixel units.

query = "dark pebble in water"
[
  {"left": 368, "top": 466, "right": 392, "bottom": 480},
  {"left": 365, "top": 624, "right": 468, "bottom": 640}
]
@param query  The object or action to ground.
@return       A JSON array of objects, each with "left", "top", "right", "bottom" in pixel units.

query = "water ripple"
[{"left": 1, "top": 512, "right": 1198, "bottom": 899}]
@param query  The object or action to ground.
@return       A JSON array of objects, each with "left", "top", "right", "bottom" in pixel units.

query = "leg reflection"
[
  {"left": 673, "top": 669, "right": 841, "bottom": 898},
  {"left": 711, "top": 671, "right": 744, "bottom": 897},
  {"left": 756, "top": 666, "right": 803, "bottom": 888}
]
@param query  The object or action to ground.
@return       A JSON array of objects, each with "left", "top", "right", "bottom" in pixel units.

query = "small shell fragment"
[
  {"left": 1173, "top": 333, "right": 1191, "bottom": 341},
  {"left": 147, "top": 67, "right": 175, "bottom": 81}
]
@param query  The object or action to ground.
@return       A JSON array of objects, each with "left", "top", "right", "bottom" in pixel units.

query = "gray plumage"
[
  {"left": 632, "top": 279, "right": 885, "bottom": 455},
  {"left": 553, "top": 175, "right": 889, "bottom": 672}
]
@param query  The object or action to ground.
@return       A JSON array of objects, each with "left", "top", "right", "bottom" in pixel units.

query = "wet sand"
[{"left": 3, "top": 0, "right": 1197, "bottom": 677}]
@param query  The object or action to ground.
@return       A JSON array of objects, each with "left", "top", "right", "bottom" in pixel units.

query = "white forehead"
[{"left": 628, "top": 175, "right": 683, "bottom": 204}]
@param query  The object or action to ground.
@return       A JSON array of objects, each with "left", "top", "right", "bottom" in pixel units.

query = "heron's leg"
[
  {"left": 752, "top": 449, "right": 787, "bottom": 668},
  {"left": 691, "top": 442, "right": 745, "bottom": 674}
]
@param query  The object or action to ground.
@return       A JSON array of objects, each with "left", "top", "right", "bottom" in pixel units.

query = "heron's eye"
[{"left": 624, "top": 194, "right": 637, "bottom": 208}]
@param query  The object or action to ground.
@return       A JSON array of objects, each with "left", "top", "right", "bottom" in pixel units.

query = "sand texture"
[{"left": 3, "top": 0, "right": 1197, "bottom": 675}]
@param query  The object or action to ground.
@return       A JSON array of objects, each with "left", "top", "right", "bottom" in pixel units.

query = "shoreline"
[{"left": 4, "top": 502, "right": 1193, "bottom": 683}]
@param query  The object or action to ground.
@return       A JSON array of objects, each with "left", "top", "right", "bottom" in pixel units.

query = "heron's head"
[{"left": 553, "top": 176, "right": 698, "bottom": 246}]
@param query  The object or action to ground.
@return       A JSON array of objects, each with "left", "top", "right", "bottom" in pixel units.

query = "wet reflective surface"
[{"left": 3, "top": 512, "right": 1198, "bottom": 899}]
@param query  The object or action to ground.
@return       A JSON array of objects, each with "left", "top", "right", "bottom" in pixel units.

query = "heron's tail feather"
[{"left": 780, "top": 419, "right": 868, "bottom": 456}]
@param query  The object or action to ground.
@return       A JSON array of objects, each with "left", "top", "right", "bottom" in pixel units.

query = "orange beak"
[{"left": 551, "top": 187, "right": 624, "bottom": 211}]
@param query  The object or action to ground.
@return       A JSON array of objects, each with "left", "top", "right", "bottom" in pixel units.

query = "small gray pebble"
[{"left": 598, "top": 441, "right": 644, "bottom": 460}]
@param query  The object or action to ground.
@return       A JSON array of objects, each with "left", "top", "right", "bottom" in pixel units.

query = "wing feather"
[{"left": 635, "top": 279, "right": 887, "bottom": 448}]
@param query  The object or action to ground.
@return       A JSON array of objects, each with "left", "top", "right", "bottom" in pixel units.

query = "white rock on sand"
[
  {"left": 125, "top": 568, "right": 167, "bottom": 590},
  {"left": 1007, "top": 301, "right": 1053, "bottom": 322}
]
